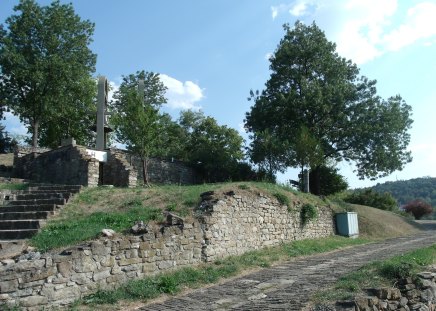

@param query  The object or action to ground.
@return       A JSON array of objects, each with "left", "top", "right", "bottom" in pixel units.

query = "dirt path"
[{"left": 137, "top": 228, "right": 436, "bottom": 311}]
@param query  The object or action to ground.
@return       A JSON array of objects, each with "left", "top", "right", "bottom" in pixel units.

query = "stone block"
[
  {"left": 40, "top": 284, "right": 81, "bottom": 302},
  {"left": 0, "top": 279, "right": 18, "bottom": 292},
  {"left": 72, "top": 256, "right": 96, "bottom": 272},
  {"left": 19, "top": 295, "right": 48, "bottom": 307},
  {"left": 118, "top": 257, "right": 142, "bottom": 266},
  {"left": 92, "top": 269, "right": 111, "bottom": 282}
]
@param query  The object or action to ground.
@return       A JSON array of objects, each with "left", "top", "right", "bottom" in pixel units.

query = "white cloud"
[
  {"left": 382, "top": 2, "right": 436, "bottom": 52},
  {"left": 271, "top": 1, "right": 436, "bottom": 64},
  {"left": 289, "top": 2, "right": 308, "bottom": 16},
  {"left": 159, "top": 74, "right": 204, "bottom": 110},
  {"left": 265, "top": 52, "right": 273, "bottom": 61}
]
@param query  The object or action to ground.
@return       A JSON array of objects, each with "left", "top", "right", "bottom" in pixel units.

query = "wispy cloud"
[
  {"left": 270, "top": 1, "right": 436, "bottom": 64},
  {"left": 159, "top": 74, "right": 204, "bottom": 110}
]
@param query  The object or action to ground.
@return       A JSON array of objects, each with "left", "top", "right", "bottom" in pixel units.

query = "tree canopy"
[
  {"left": 245, "top": 21, "right": 413, "bottom": 185},
  {"left": 179, "top": 110, "right": 245, "bottom": 182},
  {"left": 0, "top": 0, "right": 96, "bottom": 148},
  {"left": 111, "top": 71, "right": 167, "bottom": 185}
]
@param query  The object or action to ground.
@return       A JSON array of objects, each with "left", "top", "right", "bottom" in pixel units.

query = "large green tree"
[
  {"left": 111, "top": 71, "right": 167, "bottom": 185},
  {"left": 0, "top": 0, "right": 96, "bottom": 148},
  {"left": 245, "top": 21, "right": 413, "bottom": 193},
  {"left": 179, "top": 110, "right": 245, "bottom": 182}
]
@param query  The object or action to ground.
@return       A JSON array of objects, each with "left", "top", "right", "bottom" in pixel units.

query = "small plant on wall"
[
  {"left": 274, "top": 192, "right": 290, "bottom": 207},
  {"left": 301, "top": 203, "right": 318, "bottom": 225}
]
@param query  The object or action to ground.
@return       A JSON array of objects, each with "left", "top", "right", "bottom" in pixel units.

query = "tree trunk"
[
  {"left": 142, "top": 158, "right": 149, "bottom": 186},
  {"left": 310, "top": 166, "right": 321, "bottom": 195},
  {"left": 31, "top": 119, "right": 39, "bottom": 149}
]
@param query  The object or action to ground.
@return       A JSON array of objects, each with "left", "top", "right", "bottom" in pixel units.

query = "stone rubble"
[{"left": 332, "top": 267, "right": 436, "bottom": 311}]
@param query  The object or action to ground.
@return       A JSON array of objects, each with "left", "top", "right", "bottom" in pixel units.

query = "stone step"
[
  {"left": 0, "top": 211, "right": 52, "bottom": 220},
  {"left": 0, "top": 204, "right": 57, "bottom": 213},
  {"left": 5, "top": 198, "right": 66, "bottom": 206},
  {"left": 14, "top": 192, "right": 71, "bottom": 201},
  {"left": 28, "top": 185, "right": 82, "bottom": 192},
  {"left": 0, "top": 220, "right": 42, "bottom": 230},
  {"left": 0, "top": 229, "right": 38, "bottom": 240}
]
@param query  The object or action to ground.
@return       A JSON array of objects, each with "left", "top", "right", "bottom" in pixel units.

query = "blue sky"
[{"left": 1, "top": 0, "right": 436, "bottom": 188}]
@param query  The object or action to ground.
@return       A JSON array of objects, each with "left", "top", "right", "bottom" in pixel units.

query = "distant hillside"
[{"left": 370, "top": 177, "right": 436, "bottom": 207}]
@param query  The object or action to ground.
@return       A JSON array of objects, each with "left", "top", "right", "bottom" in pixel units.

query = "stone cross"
[
  {"left": 138, "top": 79, "right": 145, "bottom": 96},
  {"left": 96, "top": 76, "right": 112, "bottom": 150}
]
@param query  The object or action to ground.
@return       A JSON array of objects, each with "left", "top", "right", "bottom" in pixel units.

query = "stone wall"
[
  {"left": 196, "top": 190, "right": 335, "bottom": 262},
  {"left": 102, "top": 150, "right": 137, "bottom": 187},
  {"left": 0, "top": 222, "right": 203, "bottom": 309},
  {"left": 122, "top": 152, "right": 197, "bottom": 185},
  {"left": 0, "top": 189, "right": 335, "bottom": 309},
  {"left": 13, "top": 145, "right": 100, "bottom": 187}
]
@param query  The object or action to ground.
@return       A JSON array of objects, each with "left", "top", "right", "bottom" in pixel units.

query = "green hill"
[{"left": 369, "top": 177, "right": 436, "bottom": 207}]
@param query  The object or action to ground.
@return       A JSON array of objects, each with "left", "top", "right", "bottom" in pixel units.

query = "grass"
[
  {"left": 312, "top": 244, "right": 436, "bottom": 304},
  {"left": 31, "top": 206, "right": 163, "bottom": 252},
  {"left": 0, "top": 182, "right": 29, "bottom": 190},
  {"left": 28, "top": 182, "right": 305, "bottom": 252},
  {"left": 27, "top": 181, "right": 424, "bottom": 252},
  {"left": 72, "top": 236, "right": 369, "bottom": 309}
]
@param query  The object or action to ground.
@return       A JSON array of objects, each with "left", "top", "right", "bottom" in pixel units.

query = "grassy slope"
[{"left": 352, "top": 204, "right": 422, "bottom": 239}]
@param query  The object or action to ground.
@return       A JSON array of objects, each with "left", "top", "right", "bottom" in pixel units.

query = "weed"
[
  {"left": 238, "top": 184, "right": 250, "bottom": 190},
  {"left": 166, "top": 202, "right": 177, "bottom": 211},
  {"left": 274, "top": 192, "right": 290, "bottom": 207},
  {"left": 301, "top": 203, "right": 318, "bottom": 225}
]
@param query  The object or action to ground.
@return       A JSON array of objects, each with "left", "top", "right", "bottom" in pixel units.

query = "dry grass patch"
[{"left": 351, "top": 204, "right": 422, "bottom": 239}]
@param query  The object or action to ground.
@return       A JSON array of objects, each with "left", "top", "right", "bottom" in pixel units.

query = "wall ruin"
[{"left": 0, "top": 189, "right": 335, "bottom": 309}]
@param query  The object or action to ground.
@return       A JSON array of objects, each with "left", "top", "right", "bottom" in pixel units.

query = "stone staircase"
[{"left": 0, "top": 184, "right": 82, "bottom": 240}]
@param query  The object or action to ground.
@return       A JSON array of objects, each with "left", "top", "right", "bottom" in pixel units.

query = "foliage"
[
  {"left": 301, "top": 203, "right": 318, "bottom": 225},
  {"left": 370, "top": 177, "right": 436, "bottom": 208},
  {"left": 0, "top": 124, "right": 17, "bottom": 153},
  {"left": 79, "top": 236, "right": 368, "bottom": 307},
  {"left": 245, "top": 21, "right": 412, "bottom": 183},
  {"left": 179, "top": 110, "right": 245, "bottom": 182},
  {"left": 343, "top": 189, "right": 397, "bottom": 211},
  {"left": 309, "top": 165, "right": 348, "bottom": 196},
  {"left": 0, "top": 0, "right": 97, "bottom": 147},
  {"left": 111, "top": 71, "right": 167, "bottom": 184},
  {"left": 403, "top": 199, "right": 433, "bottom": 220},
  {"left": 247, "top": 129, "right": 289, "bottom": 182},
  {"left": 273, "top": 192, "right": 290, "bottom": 207}
]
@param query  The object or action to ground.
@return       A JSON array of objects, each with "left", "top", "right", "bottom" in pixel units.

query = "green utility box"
[{"left": 335, "top": 212, "right": 359, "bottom": 238}]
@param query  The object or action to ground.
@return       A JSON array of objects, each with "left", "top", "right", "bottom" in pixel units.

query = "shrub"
[
  {"left": 403, "top": 199, "right": 433, "bottom": 220},
  {"left": 309, "top": 165, "right": 348, "bottom": 196},
  {"left": 301, "top": 203, "right": 318, "bottom": 225},
  {"left": 343, "top": 189, "right": 397, "bottom": 211},
  {"left": 273, "top": 192, "right": 290, "bottom": 207}
]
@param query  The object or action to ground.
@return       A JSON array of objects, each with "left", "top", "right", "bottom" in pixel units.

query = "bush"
[
  {"left": 343, "top": 189, "right": 397, "bottom": 211},
  {"left": 274, "top": 192, "right": 290, "bottom": 207},
  {"left": 301, "top": 203, "right": 318, "bottom": 225},
  {"left": 403, "top": 199, "right": 433, "bottom": 220},
  {"left": 309, "top": 165, "right": 348, "bottom": 196}
]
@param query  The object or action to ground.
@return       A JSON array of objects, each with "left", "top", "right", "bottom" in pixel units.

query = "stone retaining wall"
[
  {"left": 122, "top": 152, "right": 197, "bottom": 185},
  {"left": 0, "top": 189, "right": 335, "bottom": 309},
  {"left": 102, "top": 150, "right": 137, "bottom": 187},
  {"left": 13, "top": 145, "right": 99, "bottom": 187},
  {"left": 196, "top": 190, "right": 335, "bottom": 262}
]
